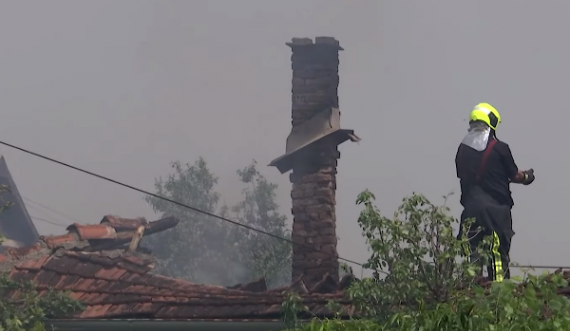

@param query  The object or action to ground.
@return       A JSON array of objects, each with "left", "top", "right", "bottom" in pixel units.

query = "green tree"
[
  {"left": 143, "top": 158, "right": 291, "bottom": 287},
  {"left": 230, "top": 160, "right": 291, "bottom": 288},
  {"left": 143, "top": 158, "right": 246, "bottom": 285},
  {"left": 286, "top": 190, "right": 570, "bottom": 330},
  {"left": 348, "top": 190, "right": 484, "bottom": 321}
]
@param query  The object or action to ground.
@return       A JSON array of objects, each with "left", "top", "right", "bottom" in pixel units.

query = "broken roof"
[
  {"left": 0, "top": 215, "right": 354, "bottom": 320},
  {"left": 7, "top": 214, "right": 570, "bottom": 322}
]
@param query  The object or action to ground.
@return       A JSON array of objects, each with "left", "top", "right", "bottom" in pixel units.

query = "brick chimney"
[
  {"left": 288, "top": 37, "right": 342, "bottom": 286},
  {"left": 269, "top": 37, "right": 359, "bottom": 287}
]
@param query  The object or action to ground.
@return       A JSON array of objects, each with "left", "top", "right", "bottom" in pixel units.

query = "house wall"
[{"left": 287, "top": 37, "right": 342, "bottom": 286}]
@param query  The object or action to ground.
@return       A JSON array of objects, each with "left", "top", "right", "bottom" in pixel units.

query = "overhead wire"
[
  {"left": 30, "top": 216, "right": 67, "bottom": 227},
  {"left": 7, "top": 140, "right": 569, "bottom": 274},
  {"left": 23, "top": 196, "right": 84, "bottom": 224},
  {"left": 25, "top": 203, "right": 70, "bottom": 227},
  {"left": 0, "top": 140, "right": 370, "bottom": 270},
  {"left": 510, "top": 264, "right": 570, "bottom": 270}
]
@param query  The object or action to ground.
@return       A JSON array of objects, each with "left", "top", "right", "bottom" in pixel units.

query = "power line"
[
  {"left": 23, "top": 196, "right": 83, "bottom": 224},
  {"left": 30, "top": 216, "right": 67, "bottom": 227},
  {"left": 0, "top": 140, "right": 369, "bottom": 270},
  {"left": 511, "top": 264, "right": 570, "bottom": 270},
  {"left": 12, "top": 140, "right": 564, "bottom": 274},
  {"left": 26, "top": 203, "right": 71, "bottom": 227}
]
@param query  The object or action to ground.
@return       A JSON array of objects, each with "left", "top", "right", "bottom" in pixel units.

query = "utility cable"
[
  {"left": 0, "top": 140, "right": 369, "bottom": 269},
  {"left": 26, "top": 203, "right": 70, "bottom": 227},
  {"left": 17, "top": 141, "right": 567, "bottom": 274},
  {"left": 23, "top": 196, "right": 84, "bottom": 224},
  {"left": 30, "top": 216, "right": 67, "bottom": 227},
  {"left": 511, "top": 264, "right": 570, "bottom": 270}
]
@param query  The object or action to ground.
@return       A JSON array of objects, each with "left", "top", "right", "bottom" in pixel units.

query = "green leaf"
[{"left": 327, "top": 189, "right": 570, "bottom": 331}]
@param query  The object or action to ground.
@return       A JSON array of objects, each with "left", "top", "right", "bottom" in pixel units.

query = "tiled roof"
[{"left": 0, "top": 215, "right": 354, "bottom": 320}]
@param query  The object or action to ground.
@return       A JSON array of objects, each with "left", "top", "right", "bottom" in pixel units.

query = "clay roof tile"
[
  {"left": 42, "top": 233, "right": 79, "bottom": 248},
  {"left": 0, "top": 214, "right": 354, "bottom": 321},
  {"left": 100, "top": 215, "right": 148, "bottom": 230},
  {"left": 67, "top": 224, "right": 116, "bottom": 240}
]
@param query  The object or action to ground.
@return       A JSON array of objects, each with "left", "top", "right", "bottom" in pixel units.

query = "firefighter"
[{"left": 455, "top": 103, "right": 535, "bottom": 282}]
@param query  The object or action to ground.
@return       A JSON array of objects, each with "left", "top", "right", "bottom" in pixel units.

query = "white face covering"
[{"left": 461, "top": 123, "right": 491, "bottom": 152}]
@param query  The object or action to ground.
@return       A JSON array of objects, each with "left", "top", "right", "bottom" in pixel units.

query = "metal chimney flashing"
[{"left": 269, "top": 108, "right": 360, "bottom": 174}]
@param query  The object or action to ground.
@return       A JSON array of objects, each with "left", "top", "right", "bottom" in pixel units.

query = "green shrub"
[{"left": 284, "top": 191, "right": 570, "bottom": 330}]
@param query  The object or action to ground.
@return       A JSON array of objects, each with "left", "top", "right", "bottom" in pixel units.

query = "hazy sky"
[{"left": 0, "top": 1, "right": 567, "bottom": 275}]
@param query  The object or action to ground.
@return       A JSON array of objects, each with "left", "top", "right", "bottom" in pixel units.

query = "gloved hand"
[{"left": 522, "top": 168, "right": 535, "bottom": 185}]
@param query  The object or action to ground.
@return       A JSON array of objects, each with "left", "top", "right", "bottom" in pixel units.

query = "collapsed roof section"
[{"left": 0, "top": 214, "right": 355, "bottom": 320}]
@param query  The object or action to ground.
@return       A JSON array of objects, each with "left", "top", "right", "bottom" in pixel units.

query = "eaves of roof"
[{"left": 47, "top": 319, "right": 291, "bottom": 331}]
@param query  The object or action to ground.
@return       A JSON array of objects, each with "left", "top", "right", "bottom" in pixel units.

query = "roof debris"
[{"left": 0, "top": 215, "right": 354, "bottom": 320}]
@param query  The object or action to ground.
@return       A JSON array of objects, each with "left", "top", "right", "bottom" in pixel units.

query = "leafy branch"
[{"left": 292, "top": 189, "right": 570, "bottom": 330}]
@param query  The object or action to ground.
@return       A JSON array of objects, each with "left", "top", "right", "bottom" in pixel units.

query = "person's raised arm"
[{"left": 501, "top": 143, "right": 535, "bottom": 185}]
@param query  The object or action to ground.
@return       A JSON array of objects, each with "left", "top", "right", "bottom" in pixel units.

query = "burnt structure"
[{"left": 269, "top": 37, "right": 359, "bottom": 286}]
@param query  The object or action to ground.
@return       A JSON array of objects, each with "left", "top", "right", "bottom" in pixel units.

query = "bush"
[
  {"left": 0, "top": 268, "right": 83, "bottom": 331},
  {"left": 0, "top": 185, "right": 82, "bottom": 330},
  {"left": 284, "top": 191, "right": 570, "bottom": 330}
]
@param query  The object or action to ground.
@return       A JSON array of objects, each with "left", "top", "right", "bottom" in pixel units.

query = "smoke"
[{"left": 140, "top": 160, "right": 292, "bottom": 288}]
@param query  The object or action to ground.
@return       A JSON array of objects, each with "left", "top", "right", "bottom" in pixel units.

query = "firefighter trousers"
[{"left": 460, "top": 200, "right": 514, "bottom": 282}]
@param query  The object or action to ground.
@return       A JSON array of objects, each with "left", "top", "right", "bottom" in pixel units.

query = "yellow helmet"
[{"left": 469, "top": 102, "right": 501, "bottom": 130}]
